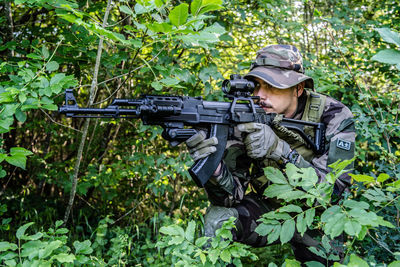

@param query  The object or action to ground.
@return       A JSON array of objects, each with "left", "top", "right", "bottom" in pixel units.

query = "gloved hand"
[
  {"left": 185, "top": 131, "right": 218, "bottom": 161},
  {"left": 237, "top": 122, "right": 291, "bottom": 161}
]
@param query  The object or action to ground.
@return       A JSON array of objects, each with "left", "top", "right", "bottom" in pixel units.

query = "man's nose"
[{"left": 254, "top": 88, "right": 268, "bottom": 100}]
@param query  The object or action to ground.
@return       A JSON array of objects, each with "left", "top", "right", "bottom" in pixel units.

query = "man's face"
[{"left": 252, "top": 77, "right": 299, "bottom": 118}]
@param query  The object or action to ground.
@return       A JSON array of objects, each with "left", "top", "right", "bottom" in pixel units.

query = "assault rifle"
[{"left": 59, "top": 75, "right": 325, "bottom": 187}]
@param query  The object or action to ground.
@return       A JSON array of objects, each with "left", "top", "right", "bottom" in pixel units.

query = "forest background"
[{"left": 0, "top": 0, "right": 400, "bottom": 266}]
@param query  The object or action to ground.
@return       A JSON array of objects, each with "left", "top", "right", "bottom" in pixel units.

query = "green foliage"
[
  {"left": 0, "top": 220, "right": 90, "bottom": 266},
  {"left": 157, "top": 217, "right": 258, "bottom": 266},
  {"left": 256, "top": 161, "right": 400, "bottom": 265},
  {"left": 372, "top": 28, "right": 400, "bottom": 70},
  {"left": 0, "top": 0, "right": 399, "bottom": 265}
]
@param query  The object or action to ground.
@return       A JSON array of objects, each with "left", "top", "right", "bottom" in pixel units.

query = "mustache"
[{"left": 259, "top": 101, "right": 273, "bottom": 109}]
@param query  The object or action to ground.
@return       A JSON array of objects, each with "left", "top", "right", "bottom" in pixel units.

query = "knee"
[{"left": 204, "top": 206, "right": 239, "bottom": 238}]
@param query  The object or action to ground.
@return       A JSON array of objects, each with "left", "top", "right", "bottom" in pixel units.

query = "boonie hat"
[{"left": 245, "top": 44, "right": 314, "bottom": 90}]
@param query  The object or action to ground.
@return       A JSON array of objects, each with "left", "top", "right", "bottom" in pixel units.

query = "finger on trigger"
[{"left": 238, "top": 123, "right": 262, "bottom": 133}]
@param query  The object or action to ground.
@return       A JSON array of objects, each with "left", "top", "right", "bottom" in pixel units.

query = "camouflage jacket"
[{"left": 204, "top": 90, "right": 355, "bottom": 207}]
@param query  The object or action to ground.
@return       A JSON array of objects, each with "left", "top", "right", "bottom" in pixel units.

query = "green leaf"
[
  {"left": 347, "top": 254, "right": 369, "bottom": 267},
  {"left": 325, "top": 213, "right": 346, "bottom": 238},
  {"left": 55, "top": 220, "right": 63, "bottom": 228},
  {"left": 73, "top": 240, "right": 93, "bottom": 255},
  {"left": 191, "top": 0, "right": 202, "bottom": 15},
  {"left": 263, "top": 212, "right": 291, "bottom": 220},
  {"left": 21, "top": 232, "right": 43, "bottom": 241},
  {"left": 255, "top": 224, "right": 274, "bottom": 236},
  {"left": 0, "top": 242, "right": 18, "bottom": 252},
  {"left": 284, "top": 258, "right": 301, "bottom": 267},
  {"left": 155, "top": 0, "right": 163, "bottom": 8},
  {"left": 220, "top": 249, "right": 231, "bottom": 263},
  {"left": 264, "top": 167, "right": 288, "bottom": 184},
  {"left": 280, "top": 191, "right": 307, "bottom": 201},
  {"left": 377, "top": 173, "right": 390, "bottom": 183},
  {"left": 21, "top": 240, "right": 43, "bottom": 253},
  {"left": 42, "top": 104, "right": 58, "bottom": 111},
  {"left": 10, "top": 147, "right": 33, "bottom": 156},
  {"left": 42, "top": 46, "right": 50, "bottom": 59},
  {"left": 169, "top": 3, "right": 189, "bottom": 27},
  {"left": 18, "top": 93, "right": 27, "bottom": 103},
  {"left": 305, "top": 208, "right": 315, "bottom": 227},
  {"left": 278, "top": 205, "right": 302, "bottom": 213},
  {"left": 296, "top": 213, "right": 307, "bottom": 236},
  {"left": 305, "top": 262, "right": 325, "bottom": 267},
  {"left": 16, "top": 222, "right": 34, "bottom": 239},
  {"left": 372, "top": 49, "right": 400, "bottom": 65},
  {"left": 50, "top": 73, "right": 66, "bottom": 85},
  {"left": 0, "top": 169, "right": 6, "bottom": 178},
  {"left": 199, "top": 252, "right": 206, "bottom": 265},
  {"left": 376, "top": 216, "right": 395, "bottom": 228},
  {"left": 185, "top": 221, "right": 196, "bottom": 243},
  {"left": 46, "top": 61, "right": 59, "bottom": 72},
  {"left": 151, "top": 81, "right": 163, "bottom": 91},
  {"left": 51, "top": 253, "right": 76, "bottom": 263},
  {"left": 344, "top": 220, "right": 362, "bottom": 236},
  {"left": 348, "top": 209, "right": 377, "bottom": 225},
  {"left": 0, "top": 251, "right": 17, "bottom": 261},
  {"left": 343, "top": 200, "right": 369, "bottom": 210},
  {"left": 388, "top": 261, "right": 400, "bottom": 267},
  {"left": 119, "top": 5, "right": 134, "bottom": 15},
  {"left": 198, "top": 0, "right": 223, "bottom": 15},
  {"left": 0, "top": 92, "right": 14, "bottom": 104},
  {"left": 160, "top": 77, "right": 180, "bottom": 86},
  {"left": 357, "top": 225, "right": 368, "bottom": 240},
  {"left": 39, "top": 240, "right": 63, "bottom": 259},
  {"left": 307, "top": 247, "right": 327, "bottom": 260},
  {"left": 349, "top": 174, "right": 375, "bottom": 183},
  {"left": 195, "top": 236, "right": 209, "bottom": 247},
  {"left": 55, "top": 228, "right": 69, "bottom": 235},
  {"left": 4, "top": 259, "right": 17, "bottom": 266},
  {"left": 376, "top": 28, "right": 400, "bottom": 47},
  {"left": 286, "top": 164, "right": 318, "bottom": 187},
  {"left": 263, "top": 184, "right": 292, "bottom": 198},
  {"left": 208, "top": 249, "right": 219, "bottom": 264},
  {"left": 15, "top": 109, "right": 27, "bottom": 123},
  {"left": 6, "top": 154, "right": 27, "bottom": 169},
  {"left": 147, "top": 22, "right": 173, "bottom": 33},
  {"left": 321, "top": 205, "right": 341, "bottom": 223},
  {"left": 267, "top": 224, "right": 281, "bottom": 244},
  {"left": 280, "top": 219, "right": 295, "bottom": 244},
  {"left": 321, "top": 235, "right": 331, "bottom": 252},
  {"left": 134, "top": 3, "right": 147, "bottom": 14},
  {"left": 159, "top": 225, "right": 185, "bottom": 236}
]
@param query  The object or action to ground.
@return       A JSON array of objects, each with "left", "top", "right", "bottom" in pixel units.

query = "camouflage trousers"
[{"left": 204, "top": 193, "right": 344, "bottom": 264}]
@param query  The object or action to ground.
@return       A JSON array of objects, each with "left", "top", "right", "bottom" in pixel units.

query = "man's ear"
[{"left": 295, "top": 82, "right": 305, "bottom": 96}]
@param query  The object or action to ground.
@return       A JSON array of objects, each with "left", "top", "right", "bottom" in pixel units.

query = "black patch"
[{"left": 336, "top": 139, "right": 351, "bottom": 151}]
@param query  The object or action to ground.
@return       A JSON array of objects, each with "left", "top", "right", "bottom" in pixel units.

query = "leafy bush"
[
  {"left": 253, "top": 161, "right": 400, "bottom": 266},
  {"left": 157, "top": 217, "right": 258, "bottom": 266}
]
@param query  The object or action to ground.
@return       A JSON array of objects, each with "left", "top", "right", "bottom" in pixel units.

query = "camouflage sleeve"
[
  {"left": 295, "top": 97, "right": 355, "bottom": 194},
  {"left": 204, "top": 141, "right": 252, "bottom": 207}
]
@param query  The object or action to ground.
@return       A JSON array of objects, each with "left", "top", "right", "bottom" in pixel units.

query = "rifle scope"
[{"left": 222, "top": 74, "right": 255, "bottom": 96}]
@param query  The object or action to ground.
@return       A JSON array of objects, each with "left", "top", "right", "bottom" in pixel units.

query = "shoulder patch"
[{"left": 336, "top": 139, "right": 351, "bottom": 151}]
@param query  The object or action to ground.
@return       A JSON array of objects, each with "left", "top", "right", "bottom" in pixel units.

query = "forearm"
[{"left": 204, "top": 162, "right": 246, "bottom": 207}]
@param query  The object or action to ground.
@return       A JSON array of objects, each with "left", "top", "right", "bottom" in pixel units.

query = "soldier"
[{"left": 185, "top": 44, "right": 355, "bottom": 263}]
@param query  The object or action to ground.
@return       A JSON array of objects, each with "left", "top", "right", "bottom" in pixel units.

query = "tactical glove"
[
  {"left": 185, "top": 131, "right": 218, "bottom": 161},
  {"left": 238, "top": 122, "right": 291, "bottom": 161}
]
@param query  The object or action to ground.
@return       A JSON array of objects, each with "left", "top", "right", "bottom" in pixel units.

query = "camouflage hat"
[{"left": 244, "top": 44, "right": 314, "bottom": 90}]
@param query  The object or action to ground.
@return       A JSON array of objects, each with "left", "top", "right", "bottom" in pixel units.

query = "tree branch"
[{"left": 63, "top": 0, "right": 113, "bottom": 225}]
